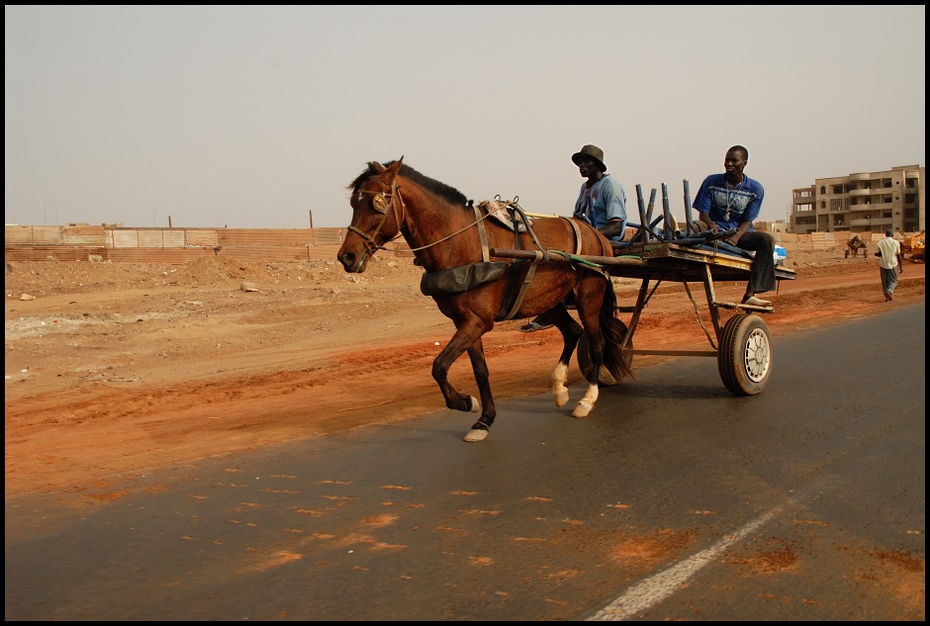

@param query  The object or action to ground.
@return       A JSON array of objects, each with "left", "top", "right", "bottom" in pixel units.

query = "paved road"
[{"left": 5, "top": 304, "right": 925, "bottom": 620}]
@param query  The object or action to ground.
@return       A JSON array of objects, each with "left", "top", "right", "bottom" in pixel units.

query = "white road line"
[{"left": 587, "top": 507, "right": 782, "bottom": 621}]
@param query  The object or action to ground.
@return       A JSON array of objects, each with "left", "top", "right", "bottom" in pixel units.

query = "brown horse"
[{"left": 337, "top": 157, "right": 633, "bottom": 442}]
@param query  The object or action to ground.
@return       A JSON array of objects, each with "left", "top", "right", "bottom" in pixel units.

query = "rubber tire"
[
  {"left": 577, "top": 317, "right": 632, "bottom": 386},
  {"left": 718, "top": 313, "right": 772, "bottom": 396}
]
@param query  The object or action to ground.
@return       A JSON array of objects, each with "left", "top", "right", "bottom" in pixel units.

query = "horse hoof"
[
  {"left": 572, "top": 401, "right": 593, "bottom": 418},
  {"left": 554, "top": 388, "right": 569, "bottom": 407},
  {"left": 464, "top": 428, "right": 488, "bottom": 442},
  {"left": 468, "top": 396, "right": 480, "bottom": 413}
]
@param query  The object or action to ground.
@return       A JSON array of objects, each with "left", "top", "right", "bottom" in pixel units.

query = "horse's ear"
[
  {"left": 385, "top": 157, "right": 404, "bottom": 177},
  {"left": 368, "top": 161, "right": 386, "bottom": 174}
]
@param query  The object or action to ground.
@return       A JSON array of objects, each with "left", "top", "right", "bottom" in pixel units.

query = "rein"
[
  {"left": 407, "top": 210, "right": 493, "bottom": 253},
  {"left": 354, "top": 182, "right": 496, "bottom": 255}
]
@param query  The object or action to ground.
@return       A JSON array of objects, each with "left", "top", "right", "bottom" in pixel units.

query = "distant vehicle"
[{"left": 902, "top": 231, "right": 925, "bottom": 262}]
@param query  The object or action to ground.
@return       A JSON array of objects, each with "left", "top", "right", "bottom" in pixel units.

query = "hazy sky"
[{"left": 5, "top": 5, "right": 925, "bottom": 229}]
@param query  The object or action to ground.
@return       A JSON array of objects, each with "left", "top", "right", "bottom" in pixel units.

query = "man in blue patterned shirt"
[{"left": 692, "top": 145, "right": 776, "bottom": 307}]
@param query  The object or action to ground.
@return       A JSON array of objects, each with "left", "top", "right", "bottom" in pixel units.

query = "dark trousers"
[{"left": 736, "top": 231, "right": 776, "bottom": 294}]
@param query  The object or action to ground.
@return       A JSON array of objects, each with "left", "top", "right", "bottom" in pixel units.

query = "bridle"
[
  {"left": 348, "top": 177, "right": 406, "bottom": 263},
  {"left": 347, "top": 173, "right": 507, "bottom": 260}
]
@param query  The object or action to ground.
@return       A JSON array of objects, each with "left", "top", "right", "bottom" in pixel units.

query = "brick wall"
[{"left": 5, "top": 225, "right": 352, "bottom": 264}]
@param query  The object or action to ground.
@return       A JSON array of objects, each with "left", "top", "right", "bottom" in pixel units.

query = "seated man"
[
  {"left": 692, "top": 144, "right": 775, "bottom": 307},
  {"left": 520, "top": 144, "right": 627, "bottom": 332}
]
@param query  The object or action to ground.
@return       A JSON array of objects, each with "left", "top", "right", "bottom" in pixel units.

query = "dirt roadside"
[{"left": 4, "top": 248, "right": 925, "bottom": 500}]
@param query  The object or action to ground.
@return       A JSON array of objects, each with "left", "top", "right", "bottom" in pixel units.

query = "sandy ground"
[{"left": 4, "top": 247, "right": 924, "bottom": 501}]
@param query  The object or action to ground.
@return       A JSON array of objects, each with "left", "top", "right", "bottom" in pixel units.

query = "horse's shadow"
[{"left": 597, "top": 380, "right": 730, "bottom": 400}]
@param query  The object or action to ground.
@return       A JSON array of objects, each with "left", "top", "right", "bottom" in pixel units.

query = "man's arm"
[
  {"left": 600, "top": 181, "right": 627, "bottom": 241},
  {"left": 600, "top": 219, "right": 625, "bottom": 241},
  {"left": 724, "top": 220, "right": 752, "bottom": 246},
  {"left": 696, "top": 211, "right": 717, "bottom": 232}
]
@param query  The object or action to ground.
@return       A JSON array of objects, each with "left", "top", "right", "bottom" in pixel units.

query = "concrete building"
[
  {"left": 753, "top": 220, "right": 789, "bottom": 234},
  {"left": 789, "top": 164, "right": 924, "bottom": 235}
]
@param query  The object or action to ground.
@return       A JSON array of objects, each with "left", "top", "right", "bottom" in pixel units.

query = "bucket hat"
[{"left": 571, "top": 144, "right": 607, "bottom": 172}]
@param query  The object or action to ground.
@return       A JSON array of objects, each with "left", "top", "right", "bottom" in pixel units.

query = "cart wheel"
[
  {"left": 577, "top": 318, "right": 632, "bottom": 386},
  {"left": 718, "top": 313, "right": 772, "bottom": 396}
]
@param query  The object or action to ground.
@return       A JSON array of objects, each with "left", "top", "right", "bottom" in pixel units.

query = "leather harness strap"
[
  {"left": 486, "top": 206, "right": 613, "bottom": 322},
  {"left": 499, "top": 247, "right": 543, "bottom": 321},
  {"left": 474, "top": 203, "right": 491, "bottom": 263},
  {"left": 564, "top": 216, "right": 583, "bottom": 255},
  {"left": 498, "top": 211, "right": 586, "bottom": 322}
]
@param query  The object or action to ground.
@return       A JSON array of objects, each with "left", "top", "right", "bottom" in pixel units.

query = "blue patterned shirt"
[{"left": 691, "top": 173, "right": 764, "bottom": 231}]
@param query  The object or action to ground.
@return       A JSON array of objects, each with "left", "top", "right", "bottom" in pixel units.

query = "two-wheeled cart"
[
  {"left": 493, "top": 241, "right": 796, "bottom": 395},
  {"left": 596, "top": 240, "right": 795, "bottom": 395},
  {"left": 492, "top": 180, "right": 797, "bottom": 395}
]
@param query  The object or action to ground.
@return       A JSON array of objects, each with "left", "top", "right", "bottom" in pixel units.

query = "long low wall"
[
  {"left": 4, "top": 225, "right": 351, "bottom": 263},
  {"left": 4, "top": 224, "right": 880, "bottom": 264}
]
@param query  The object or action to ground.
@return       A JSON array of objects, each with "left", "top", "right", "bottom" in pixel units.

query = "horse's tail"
[{"left": 599, "top": 278, "right": 636, "bottom": 382}]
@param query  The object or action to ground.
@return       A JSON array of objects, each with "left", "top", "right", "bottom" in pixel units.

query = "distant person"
[
  {"left": 519, "top": 144, "right": 627, "bottom": 332},
  {"left": 692, "top": 145, "right": 776, "bottom": 307},
  {"left": 875, "top": 229, "right": 904, "bottom": 302}
]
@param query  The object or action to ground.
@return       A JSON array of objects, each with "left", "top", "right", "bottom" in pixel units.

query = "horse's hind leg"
[
  {"left": 571, "top": 327, "right": 603, "bottom": 418},
  {"left": 572, "top": 381, "right": 600, "bottom": 418},
  {"left": 544, "top": 304, "right": 583, "bottom": 408},
  {"left": 570, "top": 279, "right": 610, "bottom": 418}
]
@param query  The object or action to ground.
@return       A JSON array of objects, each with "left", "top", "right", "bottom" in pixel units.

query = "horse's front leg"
[
  {"left": 430, "top": 325, "right": 494, "bottom": 442},
  {"left": 463, "top": 339, "right": 495, "bottom": 442}
]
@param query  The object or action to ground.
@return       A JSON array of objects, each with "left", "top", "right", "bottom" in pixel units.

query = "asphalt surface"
[{"left": 5, "top": 304, "right": 925, "bottom": 620}]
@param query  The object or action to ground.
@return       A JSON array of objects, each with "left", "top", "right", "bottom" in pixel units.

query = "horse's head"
[{"left": 338, "top": 157, "right": 406, "bottom": 273}]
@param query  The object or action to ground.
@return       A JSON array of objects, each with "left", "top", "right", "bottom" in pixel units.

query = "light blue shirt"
[{"left": 572, "top": 174, "right": 627, "bottom": 243}]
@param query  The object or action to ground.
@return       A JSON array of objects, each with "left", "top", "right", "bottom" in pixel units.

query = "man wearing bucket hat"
[
  {"left": 569, "top": 144, "right": 628, "bottom": 244},
  {"left": 520, "top": 143, "right": 628, "bottom": 332}
]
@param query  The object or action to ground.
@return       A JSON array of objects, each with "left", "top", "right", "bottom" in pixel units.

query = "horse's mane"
[{"left": 347, "top": 161, "right": 469, "bottom": 207}]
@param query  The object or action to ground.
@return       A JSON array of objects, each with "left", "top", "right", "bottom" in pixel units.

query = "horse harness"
[
  {"left": 473, "top": 200, "right": 611, "bottom": 322},
  {"left": 352, "top": 179, "right": 611, "bottom": 322}
]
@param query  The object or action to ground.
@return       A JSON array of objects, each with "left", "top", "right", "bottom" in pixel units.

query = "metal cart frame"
[{"left": 491, "top": 241, "right": 797, "bottom": 395}]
